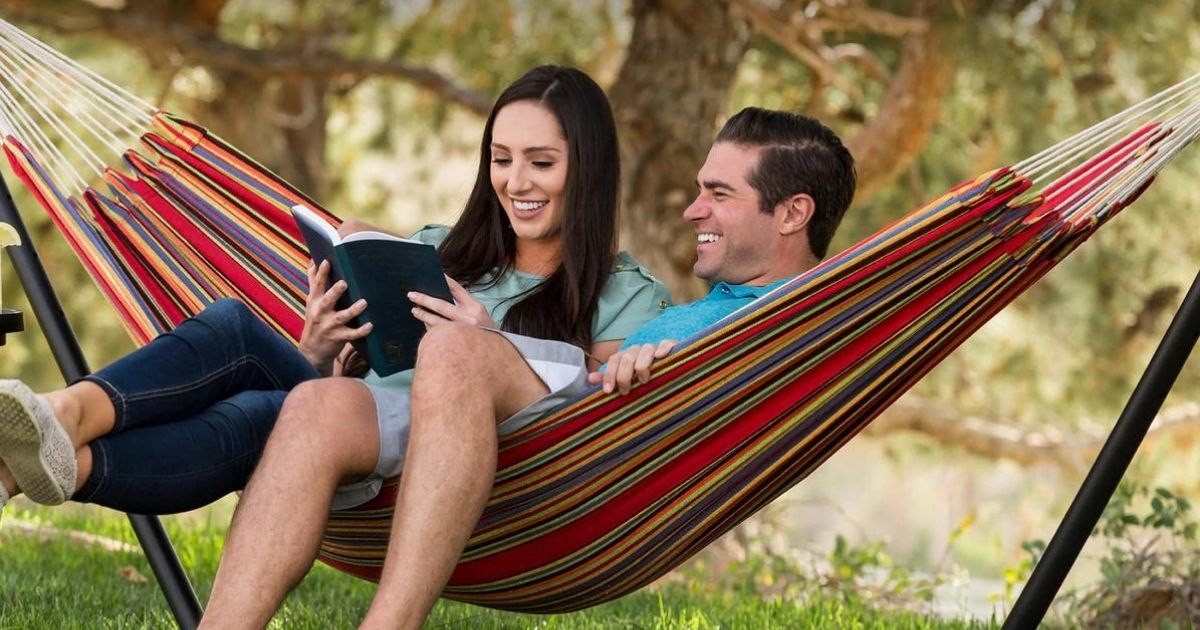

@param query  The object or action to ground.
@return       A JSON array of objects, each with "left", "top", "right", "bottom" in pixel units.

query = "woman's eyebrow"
[{"left": 490, "top": 142, "right": 562, "bottom": 154}]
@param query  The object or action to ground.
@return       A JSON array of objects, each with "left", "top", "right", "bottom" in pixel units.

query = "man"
[{"left": 198, "top": 107, "right": 855, "bottom": 629}]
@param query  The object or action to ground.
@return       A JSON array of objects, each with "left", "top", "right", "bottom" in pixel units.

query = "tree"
[{"left": 2, "top": 0, "right": 1200, "bottom": 462}]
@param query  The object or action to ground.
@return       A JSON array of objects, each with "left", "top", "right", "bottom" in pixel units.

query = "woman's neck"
[{"left": 513, "top": 237, "right": 563, "bottom": 276}]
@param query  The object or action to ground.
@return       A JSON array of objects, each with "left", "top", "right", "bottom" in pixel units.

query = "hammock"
[{"left": 1, "top": 20, "right": 1198, "bottom": 614}]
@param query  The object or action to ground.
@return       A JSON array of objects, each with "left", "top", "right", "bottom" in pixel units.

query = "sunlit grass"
[{"left": 0, "top": 499, "right": 995, "bottom": 629}]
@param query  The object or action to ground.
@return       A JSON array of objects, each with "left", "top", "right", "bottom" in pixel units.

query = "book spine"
[{"left": 332, "top": 247, "right": 385, "bottom": 371}]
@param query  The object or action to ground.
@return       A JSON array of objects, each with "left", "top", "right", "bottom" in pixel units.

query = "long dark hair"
[{"left": 437, "top": 65, "right": 619, "bottom": 349}]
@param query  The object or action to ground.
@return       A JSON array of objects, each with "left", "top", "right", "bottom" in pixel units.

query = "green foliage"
[
  {"left": 1044, "top": 481, "right": 1200, "bottom": 628},
  {"left": 675, "top": 521, "right": 950, "bottom": 618}
]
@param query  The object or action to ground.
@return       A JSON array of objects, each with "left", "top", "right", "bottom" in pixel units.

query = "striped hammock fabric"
[{"left": 1, "top": 20, "right": 1198, "bottom": 613}]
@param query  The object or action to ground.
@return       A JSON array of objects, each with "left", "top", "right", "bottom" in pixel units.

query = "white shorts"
[{"left": 331, "top": 330, "right": 589, "bottom": 509}]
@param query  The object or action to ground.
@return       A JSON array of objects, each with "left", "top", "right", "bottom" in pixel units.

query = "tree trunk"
[
  {"left": 610, "top": 0, "right": 750, "bottom": 300},
  {"left": 846, "top": 0, "right": 967, "bottom": 200},
  {"left": 192, "top": 72, "right": 329, "bottom": 197}
]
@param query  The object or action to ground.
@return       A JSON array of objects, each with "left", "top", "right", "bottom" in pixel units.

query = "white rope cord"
[
  {"left": 0, "top": 19, "right": 162, "bottom": 194},
  {"left": 0, "top": 52, "right": 91, "bottom": 193},
  {"left": 0, "top": 29, "right": 144, "bottom": 150},
  {"left": 0, "top": 24, "right": 148, "bottom": 160},
  {"left": 1051, "top": 102, "right": 1200, "bottom": 225},
  {"left": 0, "top": 42, "right": 131, "bottom": 158},
  {"left": 1024, "top": 86, "right": 1200, "bottom": 189},
  {"left": 0, "top": 45, "right": 107, "bottom": 178},
  {"left": 1097, "top": 101, "right": 1200, "bottom": 216},
  {"left": 1020, "top": 75, "right": 1200, "bottom": 182},
  {"left": 1016, "top": 72, "right": 1200, "bottom": 176},
  {"left": 0, "top": 19, "right": 154, "bottom": 117}
]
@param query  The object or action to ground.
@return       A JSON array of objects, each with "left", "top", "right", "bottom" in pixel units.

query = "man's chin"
[{"left": 693, "top": 262, "right": 718, "bottom": 283}]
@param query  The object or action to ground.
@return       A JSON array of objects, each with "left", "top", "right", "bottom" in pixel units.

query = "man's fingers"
[
  {"left": 614, "top": 351, "right": 638, "bottom": 395},
  {"left": 602, "top": 353, "right": 621, "bottom": 394},
  {"left": 633, "top": 344, "right": 656, "bottom": 385}
]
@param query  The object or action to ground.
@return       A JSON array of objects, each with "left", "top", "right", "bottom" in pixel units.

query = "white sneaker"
[{"left": 0, "top": 380, "right": 76, "bottom": 505}]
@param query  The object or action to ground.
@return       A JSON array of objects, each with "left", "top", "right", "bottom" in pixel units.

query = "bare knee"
[
  {"left": 415, "top": 324, "right": 502, "bottom": 375},
  {"left": 273, "top": 378, "right": 379, "bottom": 468}
]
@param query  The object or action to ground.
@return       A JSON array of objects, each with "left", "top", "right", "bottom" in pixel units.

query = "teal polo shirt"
[{"left": 619, "top": 278, "right": 790, "bottom": 349}]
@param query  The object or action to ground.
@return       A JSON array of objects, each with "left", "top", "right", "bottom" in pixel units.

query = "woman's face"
[{"left": 489, "top": 101, "right": 569, "bottom": 245}]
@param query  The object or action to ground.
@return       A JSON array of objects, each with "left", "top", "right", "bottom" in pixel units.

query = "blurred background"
[{"left": 1, "top": 0, "right": 1198, "bottom": 625}]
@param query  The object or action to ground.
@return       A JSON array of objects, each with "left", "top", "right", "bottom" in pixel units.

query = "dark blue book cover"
[{"left": 292, "top": 205, "right": 452, "bottom": 376}]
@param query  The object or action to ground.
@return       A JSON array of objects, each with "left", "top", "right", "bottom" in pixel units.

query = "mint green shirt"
[{"left": 364, "top": 225, "right": 670, "bottom": 390}]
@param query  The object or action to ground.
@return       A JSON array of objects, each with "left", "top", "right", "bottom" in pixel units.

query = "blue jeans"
[{"left": 72, "top": 298, "right": 319, "bottom": 514}]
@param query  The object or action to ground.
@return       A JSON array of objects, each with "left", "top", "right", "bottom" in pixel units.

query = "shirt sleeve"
[
  {"left": 591, "top": 253, "right": 673, "bottom": 343},
  {"left": 408, "top": 224, "right": 452, "bottom": 247}
]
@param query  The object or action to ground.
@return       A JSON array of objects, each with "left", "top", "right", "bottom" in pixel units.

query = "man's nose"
[{"left": 682, "top": 196, "right": 708, "bottom": 221}]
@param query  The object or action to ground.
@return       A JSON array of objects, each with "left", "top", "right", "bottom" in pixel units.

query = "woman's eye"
[
  {"left": 491, "top": 158, "right": 512, "bottom": 166},
  {"left": 532, "top": 161, "right": 555, "bottom": 169}
]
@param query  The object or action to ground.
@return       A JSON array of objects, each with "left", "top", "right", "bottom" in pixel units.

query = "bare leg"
[
  {"left": 45, "top": 381, "right": 116, "bottom": 447},
  {"left": 200, "top": 378, "right": 380, "bottom": 630},
  {"left": 360, "top": 324, "right": 549, "bottom": 629}
]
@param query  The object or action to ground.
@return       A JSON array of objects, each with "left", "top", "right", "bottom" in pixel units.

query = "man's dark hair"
[{"left": 715, "top": 107, "right": 856, "bottom": 259}]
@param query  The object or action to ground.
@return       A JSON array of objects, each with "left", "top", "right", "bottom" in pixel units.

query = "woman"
[{"left": 0, "top": 65, "right": 669, "bottom": 515}]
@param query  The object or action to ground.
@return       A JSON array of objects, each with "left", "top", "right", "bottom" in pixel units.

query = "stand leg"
[
  {"left": 1004, "top": 265, "right": 1200, "bottom": 628},
  {"left": 0, "top": 174, "right": 203, "bottom": 629}
]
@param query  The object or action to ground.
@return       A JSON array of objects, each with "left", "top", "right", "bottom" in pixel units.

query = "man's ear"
[{"left": 777, "top": 193, "right": 815, "bottom": 236}]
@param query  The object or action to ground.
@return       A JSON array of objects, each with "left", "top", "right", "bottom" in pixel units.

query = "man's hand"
[
  {"left": 298, "top": 260, "right": 373, "bottom": 375},
  {"left": 408, "top": 276, "right": 498, "bottom": 329},
  {"left": 587, "top": 340, "right": 678, "bottom": 395}
]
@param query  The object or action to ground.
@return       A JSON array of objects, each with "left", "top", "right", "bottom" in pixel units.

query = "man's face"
[{"left": 683, "top": 143, "right": 782, "bottom": 285}]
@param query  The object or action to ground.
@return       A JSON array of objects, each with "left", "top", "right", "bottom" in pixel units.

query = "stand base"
[{"left": 0, "top": 307, "right": 22, "bottom": 345}]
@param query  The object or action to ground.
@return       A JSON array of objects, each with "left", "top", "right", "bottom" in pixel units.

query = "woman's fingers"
[
  {"left": 446, "top": 276, "right": 471, "bottom": 302},
  {"left": 336, "top": 299, "right": 367, "bottom": 324},
  {"left": 654, "top": 339, "right": 678, "bottom": 358},
  {"left": 409, "top": 292, "right": 475, "bottom": 325},
  {"left": 310, "top": 261, "right": 331, "bottom": 298},
  {"left": 340, "top": 320, "right": 374, "bottom": 340},
  {"left": 411, "top": 306, "right": 450, "bottom": 329}
]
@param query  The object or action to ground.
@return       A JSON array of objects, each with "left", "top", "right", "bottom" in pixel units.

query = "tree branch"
[
  {"left": 866, "top": 394, "right": 1200, "bottom": 470},
  {"left": 0, "top": 0, "right": 491, "bottom": 115},
  {"left": 845, "top": 0, "right": 965, "bottom": 200},
  {"left": 726, "top": 0, "right": 864, "bottom": 98}
]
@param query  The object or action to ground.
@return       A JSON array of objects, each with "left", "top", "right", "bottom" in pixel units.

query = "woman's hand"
[
  {"left": 298, "top": 260, "right": 373, "bottom": 375},
  {"left": 408, "top": 276, "right": 497, "bottom": 329}
]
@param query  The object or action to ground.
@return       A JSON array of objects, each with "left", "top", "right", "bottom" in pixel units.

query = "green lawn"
[{"left": 0, "top": 500, "right": 996, "bottom": 629}]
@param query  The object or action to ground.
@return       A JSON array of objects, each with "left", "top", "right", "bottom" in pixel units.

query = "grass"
[{"left": 0, "top": 499, "right": 997, "bottom": 629}]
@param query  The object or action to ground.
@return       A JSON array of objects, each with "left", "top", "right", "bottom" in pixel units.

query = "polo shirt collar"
[{"left": 708, "top": 277, "right": 792, "bottom": 299}]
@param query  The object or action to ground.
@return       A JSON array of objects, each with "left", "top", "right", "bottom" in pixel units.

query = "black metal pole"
[
  {"left": 1004, "top": 264, "right": 1200, "bottom": 628},
  {"left": 0, "top": 173, "right": 203, "bottom": 629}
]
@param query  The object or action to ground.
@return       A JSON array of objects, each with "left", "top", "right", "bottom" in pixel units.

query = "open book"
[{"left": 291, "top": 204, "right": 452, "bottom": 376}]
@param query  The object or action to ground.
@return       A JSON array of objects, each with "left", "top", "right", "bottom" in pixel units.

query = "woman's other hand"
[
  {"left": 408, "top": 276, "right": 497, "bottom": 329},
  {"left": 299, "top": 260, "right": 373, "bottom": 375}
]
